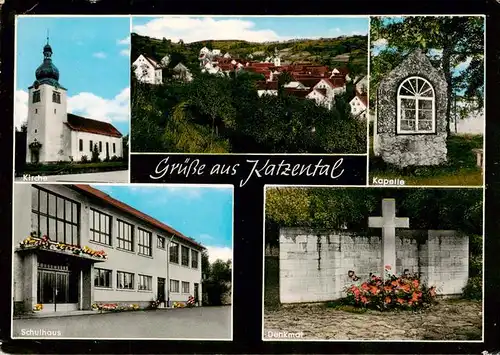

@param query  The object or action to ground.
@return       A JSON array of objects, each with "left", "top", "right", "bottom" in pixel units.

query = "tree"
[
  {"left": 370, "top": 16, "right": 484, "bottom": 134},
  {"left": 91, "top": 143, "right": 100, "bottom": 162},
  {"left": 203, "top": 258, "right": 232, "bottom": 306}
]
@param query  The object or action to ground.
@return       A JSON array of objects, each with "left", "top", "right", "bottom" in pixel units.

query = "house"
[
  {"left": 223, "top": 52, "right": 231, "bottom": 58},
  {"left": 355, "top": 75, "right": 368, "bottom": 93},
  {"left": 172, "top": 63, "right": 193, "bottom": 82},
  {"left": 160, "top": 54, "right": 170, "bottom": 67},
  {"left": 306, "top": 88, "right": 331, "bottom": 110},
  {"left": 350, "top": 91, "right": 368, "bottom": 119},
  {"left": 13, "top": 184, "right": 205, "bottom": 313},
  {"left": 132, "top": 54, "right": 163, "bottom": 85},
  {"left": 25, "top": 41, "right": 123, "bottom": 164}
]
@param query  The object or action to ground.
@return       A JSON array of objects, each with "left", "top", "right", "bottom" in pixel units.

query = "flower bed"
[
  {"left": 92, "top": 303, "right": 140, "bottom": 312},
  {"left": 345, "top": 271, "right": 437, "bottom": 311},
  {"left": 33, "top": 304, "right": 43, "bottom": 312},
  {"left": 19, "top": 232, "right": 107, "bottom": 260}
]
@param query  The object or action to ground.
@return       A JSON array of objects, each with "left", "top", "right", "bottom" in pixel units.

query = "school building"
[{"left": 13, "top": 184, "right": 204, "bottom": 313}]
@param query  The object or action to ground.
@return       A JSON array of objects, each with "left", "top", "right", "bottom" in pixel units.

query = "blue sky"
[
  {"left": 15, "top": 16, "right": 131, "bottom": 135},
  {"left": 91, "top": 185, "right": 233, "bottom": 262},
  {"left": 132, "top": 16, "right": 369, "bottom": 43}
]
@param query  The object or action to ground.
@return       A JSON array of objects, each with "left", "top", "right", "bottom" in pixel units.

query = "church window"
[
  {"left": 32, "top": 90, "right": 41, "bottom": 103},
  {"left": 54, "top": 109, "right": 56, "bottom": 114},
  {"left": 113, "top": 143, "right": 116, "bottom": 154},
  {"left": 99, "top": 141, "right": 102, "bottom": 152},
  {"left": 35, "top": 109, "right": 38, "bottom": 114},
  {"left": 89, "top": 140, "right": 93, "bottom": 151},
  {"left": 52, "top": 91, "right": 61, "bottom": 104},
  {"left": 79, "top": 139, "right": 83, "bottom": 151},
  {"left": 397, "top": 76, "right": 435, "bottom": 134},
  {"left": 35, "top": 129, "right": 37, "bottom": 133}
]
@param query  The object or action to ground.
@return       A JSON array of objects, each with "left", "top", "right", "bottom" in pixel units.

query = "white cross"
[{"left": 368, "top": 199, "right": 409, "bottom": 279}]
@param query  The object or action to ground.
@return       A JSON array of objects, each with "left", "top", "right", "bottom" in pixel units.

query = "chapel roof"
[
  {"left": 65, "top": 113, "right": 123, "bottom": 138},
  {"left": 33, "top": 40, "right": 61, "bottom": 88},
  {"left": 71, "top": 185, "right": 205, "bottom": 250}
]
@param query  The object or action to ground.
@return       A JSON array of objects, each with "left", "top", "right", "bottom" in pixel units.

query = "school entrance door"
[{"left": 37, "top": 262, "right": 78, "bottom": 312}]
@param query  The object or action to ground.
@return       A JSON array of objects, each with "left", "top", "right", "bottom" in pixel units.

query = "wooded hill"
[{"left": 131, "top": 33, "right": 368, "bottom": 75}]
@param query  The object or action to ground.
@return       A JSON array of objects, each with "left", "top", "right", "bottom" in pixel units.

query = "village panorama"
[{"left": 131, "top": 33, "right": 368, "bottom": 154}]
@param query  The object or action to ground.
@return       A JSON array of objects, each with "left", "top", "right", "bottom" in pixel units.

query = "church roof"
[
  {"left": 33, "top": 41, "right": 62, "bottom": 88},
  {"left": 65, "top": 113, "right": 122, "bottom": 138},
  {"left": 71, "top": 184, "right": 205, "bottom": 250}
]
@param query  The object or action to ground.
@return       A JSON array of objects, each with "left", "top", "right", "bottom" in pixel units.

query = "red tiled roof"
[
  {"left": 296, "top": 77, "right": 321, "bottom": 88},
  {"left": 285, "top": 88, "right": 313, "bottom": 98},
  {"left": 256, "top": 80, "right": 278, "bottom": 90},
  {"left": 356, "top": 91, "right": 368, "bottom": 106},
  {"left": 71, "top": 185, "right": 205, "bottom": 250},
  {"left": 65, "top": 114, "right": 122, "bottom": 138}
]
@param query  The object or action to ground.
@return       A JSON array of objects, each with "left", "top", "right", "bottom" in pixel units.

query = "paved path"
[
  {"left": 16, "top": 170, "right": 129, "bottom": 183},
  {"left": 13, "top": 306, "right": 231, "bottom": 340}
]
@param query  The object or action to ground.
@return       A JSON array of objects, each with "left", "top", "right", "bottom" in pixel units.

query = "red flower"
[
  {"left": 384, "top": 264, "right": 392, "bottom": 271},
  {"left": 397, "top": 298, "right": 405, "bottom": 305},
  {"left": 384, "top": 296, "right": 392, "bottom": 304},
  {"left": 412, "top": 279, "right": 419, "bottom": 288},
  {"left": 361, "top": 282, "right": 369, "bottom": 291},
  {"left": 360, "top": 296, "right": 368, "bottom": 304}
]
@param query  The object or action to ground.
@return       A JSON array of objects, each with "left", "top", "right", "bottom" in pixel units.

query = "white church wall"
[{"left": 71, "top": 131, "right": 123, "bottom": 162}]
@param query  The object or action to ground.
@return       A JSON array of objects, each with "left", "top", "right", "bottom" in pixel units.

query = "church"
[{"left": 25, "top": 41, "right": 124, "bottom": 164}]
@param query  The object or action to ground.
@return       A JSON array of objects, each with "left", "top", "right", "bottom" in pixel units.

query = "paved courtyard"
[
  {"left": 13, "top": 306, "right": 231, "bottom": 340},
  {"left": 16, "top": 170, "right": 129, "bottom": 183}
]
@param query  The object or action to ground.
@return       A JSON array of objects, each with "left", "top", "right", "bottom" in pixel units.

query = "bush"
[
  {"left": 110, "top": 155, "right": 119, "bottom": 162},
  {"left": 345, "top": 272, "right": 437, "bottom": 311},
  {"left": 80, "top": 155, "right": 89, "bottom": 163},
  {"left": 462, "top": 276, "right": 482, "bottom": 300},
  {"left": 91, "top": 144, "right": 100, "bottom": 163}
]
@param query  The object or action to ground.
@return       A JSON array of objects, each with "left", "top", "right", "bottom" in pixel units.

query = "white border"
[
  {"left": 10, "top": 182, "right": 235, "bottom": 341},
  {"left": 13, "top": 15, "right": 132, "bottom": 184},
  {"left": 261, "top": 183, "right": 485, "bottom": 342}
]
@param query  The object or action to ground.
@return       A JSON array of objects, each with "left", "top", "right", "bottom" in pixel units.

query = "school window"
[
  {"left": 157, "top": 235, "right": 166, "bottom": 249},
  {"left": 35, "top": 109, "right": 38, "bottom": 114},
  {"left": 117, "top": 219, "right": 134, "bottom": 251},
  {"left": 94, "top": 268, "right": 112, "bottom": 288},
  {"left": 138, "top": 228, "right": 152, "bottom": 256},
  {"left": 170, "top": 279, "right": 179, "bottom": 293},
  {"left": 32, "top": 90, "right": 41, "bottom": 103},
  {"left": 89, "top": 209, "right": 112, "bottom": 245},
  {"left": 138, "top": 275, "right": 153, "bottom": 291},
  {"left": 182, "top": 281, "right": 190, "bottom": 294},
  {"left": 89, "top": 140, "right": 93, "bottom": 151},
  {"left": 170, "top": 242, "right": 179, "bottom": 263},
  {"left": 181, "top": 245, "right": 190, "bottom": 266},
  {"left": 117, "top": 271, "right": 134, "bottom": 290},
  {"left": 52, "top": 91, "right": 61, "bottom": 104},
  {"left": 79, "top": 139, "right": 83, "bottom": 152},
  {"left": 31, "top": 185, "right": 79, "bottom": 245},
  {"left": 113, "top": 143, "right": 116, "bottom": 154},
  {"left": 99, "top": 141, "right": 102, "bottom": 152},
  {"left": 191, "top": 250, "right": 199, "bottom": 269}
]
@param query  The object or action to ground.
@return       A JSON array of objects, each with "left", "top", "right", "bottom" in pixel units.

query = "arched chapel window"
[{"left": 397, "top": 76, "right": 435, "bottom": 134}]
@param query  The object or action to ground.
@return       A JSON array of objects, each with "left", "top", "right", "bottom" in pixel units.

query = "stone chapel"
[
  {"left": 25, "top": 40, "right": 123, "bottom": 164},
  {"left": 373, "top": 49, "right": 448, "bottom": 167}
]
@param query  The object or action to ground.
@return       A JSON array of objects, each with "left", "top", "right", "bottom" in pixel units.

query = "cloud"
[
  {"left": 120, "top": 48, "right": 130, "bottom": 56},
  {"left": 372, "top": 38, "right": 388, "bottom": 48},
  {"left": 14, "top": 87, "right": 130, "bottom": 129},
  {"left": 117, "top": 36, "right": 130, "bottom": 45},
  {"left": 93, "top": 52, "right": 107, "bottom": 59},
  {"left": 205, "top": 245, "right": 232, "bottom": 263},
  {"left": 454, "top": 56, "right": 473, "bottom": 73}
]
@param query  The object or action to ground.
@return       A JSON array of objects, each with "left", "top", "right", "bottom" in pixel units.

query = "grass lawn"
[{"left": 369, "top": 134, "right": 483, "bottom": 186}]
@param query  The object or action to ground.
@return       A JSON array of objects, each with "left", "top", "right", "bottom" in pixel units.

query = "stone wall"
[
  {"left": 279, "top": 227, "right": 469, "bottom": 304},
  {"left": 375, "top": 49, "right": 448, "bottom": 167}
]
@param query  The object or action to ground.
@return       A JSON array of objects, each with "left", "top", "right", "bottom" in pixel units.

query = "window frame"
[
  {"left": 52, "top": 91, "right": 61, "bottom": 104},
  {"left": 32, "top": 90, "right": 41, "bottom": 103},
  {"left": 137, "top": 228, "right": 152, "bottom": 256},
  {"left": 94, "top": 268, "right": 112, "bottom": 288},
  {"left": 170, "top": 279, "right": 180, "bottom": 293},
  {"left": 157, "top": 235, "right": 166, "bottom": 249},
  {"left": 181, "top": 281, "right": 190, "bottom": 294},
  {"left": 79, "top": 139, "right": 83, "bottom": 152},
  {"left": 31, "top": 185, "right": 80, "bottom": 245},
  {"left": 89, "top": 208, "right": 112, "bottom": 246},
  {"left": 181, "top": 245, "right": 190, "bottom": 267},
  {"left": 396, "top": 76, "right": 436, "bottom": 135},
  {"left": 170, "top": 241, "right": 179, "bottom": 264},
  {"left": 116, "top": 219, "right": 134, "bottom": 251},
  {"left": 138, "top": 274, "right": 153, "bottom": 291},
  {"left": 117, "top": 271, "right": 135, "bottom": 290},
  {"left": 191, "top": 249, "right": 199, "bottom": 269}
]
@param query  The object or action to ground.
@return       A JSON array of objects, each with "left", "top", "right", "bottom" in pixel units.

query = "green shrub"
[
  {"left": 462, "top": 276, "right": 482, "bottom": 300},
  {"left": 80, "top": 155, "right": 89, "bottom": 163}
]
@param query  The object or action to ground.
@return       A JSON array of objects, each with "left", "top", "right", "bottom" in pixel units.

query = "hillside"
[{"left": 131, "top": 33, "right": 368, "bottom": 75}]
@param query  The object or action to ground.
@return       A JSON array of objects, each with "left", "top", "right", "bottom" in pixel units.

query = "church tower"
[
  {"left": 26, "top": 38, "right": 69, "bottom": 163},
  {"left": 273, "top": 47, "right": 281, "bottom": 67}
]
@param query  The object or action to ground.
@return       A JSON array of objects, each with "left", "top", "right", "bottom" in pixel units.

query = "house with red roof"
[
  {"left": 349, "top": 91, "right": 368, "bottom": 119},
  {"left": 26, "top": 42, "right": 124, "bottom": 164},
  {"left": 13, "top": 183, "right": 206, "bottom": 313},
  {"left": 132, "top": 54, "right": 163, "bottom": 85}
]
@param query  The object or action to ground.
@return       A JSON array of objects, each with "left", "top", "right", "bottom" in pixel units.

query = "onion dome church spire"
[{"left": 34, "top": 32, "right": 61, "bottom": 88}]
